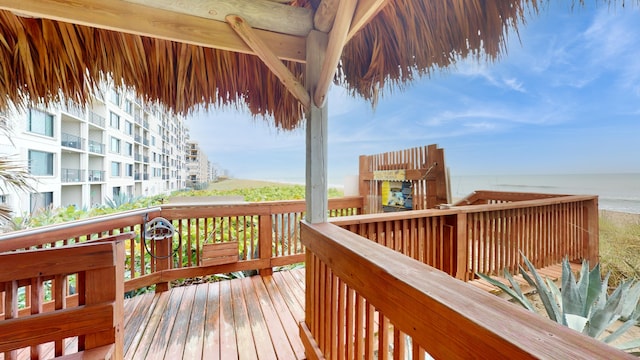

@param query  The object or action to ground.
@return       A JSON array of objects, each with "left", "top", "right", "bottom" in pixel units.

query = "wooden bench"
[
  {"left": 201, "top": 241, "right": 239, "bottom": 266},
  {"left": 0, "top": 234, "right": 132, "bottom": 360}
]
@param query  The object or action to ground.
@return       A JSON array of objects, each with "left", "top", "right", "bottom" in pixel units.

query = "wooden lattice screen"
[{"left": 358, "top": 144, "right": 450, "bottom": 213}]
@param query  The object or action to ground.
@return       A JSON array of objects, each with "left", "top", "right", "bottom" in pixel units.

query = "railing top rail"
[
  {"left": 331, "top": 193, "right": 596, "bottom": 226},
  {"left": 0, "top": 207, "right": 161, "bottom": 252},
  {"left": 160, "top": 196, "right": 363, "bottom": 209},
  {"left": 301, "top": 221, "right": 629, "bottom": 359},
  {"left": 455, "top": 194, "right": 598, "bottom": 213}
]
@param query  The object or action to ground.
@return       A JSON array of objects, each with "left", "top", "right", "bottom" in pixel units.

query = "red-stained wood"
[
  {"left": 202, "top": 282, "right": 221, "bottom": 360},
  {"left": 201, "top": 241, "right": 239, "bottom": 266},
  {"left": 182, "top": 283, "right": 208, "bottom": 359},
  {"left": 301, "top": 222, "right": 627, "bottom": 360},
  {"left": 230, "top": 279, "right": 258, "bottom": 360}
]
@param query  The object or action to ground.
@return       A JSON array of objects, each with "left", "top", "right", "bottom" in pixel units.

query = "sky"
[{"left": 187, "top": 2, "right": 640, "bottom": 185}]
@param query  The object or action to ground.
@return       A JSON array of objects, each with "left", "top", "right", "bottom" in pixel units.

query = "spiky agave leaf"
[
  {"left": 476, "top": 269, "right": 535, "bottom": 312},
  {"left": 584, "top": 262, "right": 603, "bottom": 317},
  {"left": 561, "top": 257, "right": 584, "bottom": 317},
  {"left": 520, "top": 255, "right": 563, "bottom": 324},
  {"left": 584, "top": 280, "right": 630, "bottom": 339}
]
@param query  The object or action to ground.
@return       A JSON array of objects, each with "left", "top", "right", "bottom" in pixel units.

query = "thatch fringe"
[{"left": 0, "top": 0, "right": 541, "bottom": 129}]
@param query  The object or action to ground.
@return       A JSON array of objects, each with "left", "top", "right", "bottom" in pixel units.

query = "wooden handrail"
[{"left": 300, "top": 221, "right": 631, "bottom": 359}]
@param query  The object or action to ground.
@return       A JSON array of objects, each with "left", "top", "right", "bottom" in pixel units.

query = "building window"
[
  {"left": 125, "top": 121, "right": 133, "bottom": 135},
  {"left": 113, "top": 186, "right": 121, "bottom": 198},
  {"left": 27, "top": 109, "right": 54, "bottom": 137},
  {"left": 125, "top": 142, "right": 133, "bottom": 156},
  {"left": 110, "top": 112, "right": 120, "bottom": 129},
  {"left": 111, "top": 161, "right": 121, "bottom": 176},
  {"left": 110, "top": 137, "right": 121, "bottom": 153},
  {"left": 110, "top": 89, "right": 120, "bottom": 105},
  {"left": 151, "top": 136, "right": 155, "bottom": 146},
  {"left": 30, "top": 192, "right": 53, "bottom": 214},
  {"left": 28, "top": 150, "right": 54, "bottom": 176},
  {"left": 125, "top": 164, "right": 133, "bottom": 177},
  {"left": 125, "top": 100, "right": 133, "bottom": 114}
]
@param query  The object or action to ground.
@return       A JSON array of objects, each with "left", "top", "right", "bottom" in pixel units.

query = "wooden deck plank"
[
  {"left": 271, "top": 271, "right": 305, "bottom": 319},
  {"left": 123, "top": 292, "right": 145, "bottom": 327},
  {"left": 202, "top": 282, "right": 222, "bottom": 360},
  {"left": 218, "top": 280, "right": 238, "bottom": 359},
  {"left": 165, "top": 285, "right": 197, "bottom": 358},
  {"left": 253, "top": 275, "right": 304, "bottom": 359},
  {"left": 183, "top": 283, "right": 209, "bottom": 359},
  {"left": 145, "top": 286, "right": 186, "bottom": 360},
  {"left": 123, "top": 292, "right": 157, "bottom": 355},
  {"left": 130, "top": 291, "right": 171, "bottom": 360},
  {"left": 278, "top": 269, "right": 306, "bottom": 307},
  {"left": 230, "top": 278, "right": 259, "bottom": 360},
  {"left": 241, "top": 277, "right": 278, "bottom": 360}
]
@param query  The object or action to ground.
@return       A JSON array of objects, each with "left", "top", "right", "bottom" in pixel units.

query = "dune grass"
[{"left": 599, "top": 211, "right": 640, "bottom": 286}]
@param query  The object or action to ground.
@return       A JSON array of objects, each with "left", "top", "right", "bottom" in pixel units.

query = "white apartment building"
[
  {"left": 186, "top": 140, "right": 210, "bottom": 189},
  {"left": 0, "top": 85, "right": 189, "bottom": 215}
]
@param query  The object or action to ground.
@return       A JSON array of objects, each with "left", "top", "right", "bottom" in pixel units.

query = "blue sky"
[{"left": 187, "top": 2, "right": 640, "bottom": 185}]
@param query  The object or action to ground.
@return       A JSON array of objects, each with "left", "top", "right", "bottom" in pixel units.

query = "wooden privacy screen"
[{"left": 359, "top": 144, "right": 450, "bottom": 213}]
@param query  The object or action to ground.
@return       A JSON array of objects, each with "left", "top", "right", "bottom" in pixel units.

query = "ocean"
[
  {"left": 450, "top": 173, "right": 640, "bottom": 214},
  {"left": 257, "top": 172, "right": 640, "bottom": 214}
]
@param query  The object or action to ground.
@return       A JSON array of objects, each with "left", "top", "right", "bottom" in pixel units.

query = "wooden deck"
[{"left": 124, "top": 268, "right": 306, "bottom": 360}]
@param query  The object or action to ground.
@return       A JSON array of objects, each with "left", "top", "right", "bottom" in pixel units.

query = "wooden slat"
[
  {"left": 230, "top": 279, "right": 258, "bottom": 360},
  {"left": 0, "top": 304, "right": 114, "bottom": 353},
  {"left": 164, "top": 285, "right": 197, "bottom": 358},
  {"left": 0, "top": 243, "right": 115, "bottom": 282},
  {"left": 182, "top": 284, "right": 208, "bottom": 359},
  {"left": 130, "top": 291, "right": 171, "bottom": 359},
  {"left": 240, "top": 277, "right": 278, "bottom": 359}
]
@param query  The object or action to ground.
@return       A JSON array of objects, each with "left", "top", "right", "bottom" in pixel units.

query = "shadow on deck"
[{"left": 123, "top": 268, "right": 306, "bottom": 360}]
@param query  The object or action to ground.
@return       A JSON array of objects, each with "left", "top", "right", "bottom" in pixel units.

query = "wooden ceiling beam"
[
  {"left": 313, "top": 0, "right": 340, "bottom": 33},
  {"left": 123, "top": 0, "right": 314, "bottom": 37},
  {"left": 313, "top": 0, "right": 357, "bottom": 107},
  {"left": 0, "top": 0, "right": 306, "bottom": 63},
  {"left": 226, "top": 15, "right": 310, "bottom": 109},
  {"left": 347, "top": 0, "right": 390, "bottom": 40}
]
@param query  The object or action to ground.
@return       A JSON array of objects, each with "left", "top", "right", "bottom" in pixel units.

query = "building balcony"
[
  {"left": 89, "top": 111, "right": 106, "bottom": 128},
  {"left": 61, "top": 132, "right": 85, "bottom": 150},
  {"left": 61, "top": 168, "right": 85, "bottom": 182},
  {"left": 88, "top": 169, "right": 105, "bottom": 182},
  {"left": 88, "top": 140, "right": 105, "bottom": 154}
]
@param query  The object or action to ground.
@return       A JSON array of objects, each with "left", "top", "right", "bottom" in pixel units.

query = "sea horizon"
[{"left": 242, "top": 172, "right": 640, "bottom": 214}]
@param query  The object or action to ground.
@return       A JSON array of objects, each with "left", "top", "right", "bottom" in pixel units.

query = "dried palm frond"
[{"left": 0, "top": 0, "right": 577, "bottom": 129}]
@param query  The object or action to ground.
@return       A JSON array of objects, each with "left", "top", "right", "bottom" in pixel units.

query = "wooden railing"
[
  {"left": 0, "top": 197, "right": 363, "bottom": 295},
  {"left": 300, "top": 222, "right": 631, "bottom": 359},
  {"left": 0, "top": 235, "right": 129, "bottom": 359},
  {"left": 331, "top": 193, "right": 599, "bottom": 281}
]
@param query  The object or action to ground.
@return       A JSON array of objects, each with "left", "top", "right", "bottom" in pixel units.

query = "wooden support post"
[
  {"left": 583, "top": 198, "right": 599, "bottom": 265},
  {"left": 155, "top": 236, "right": 171, "bottom": 293},
  {"left": 358, "top": 155, "right": 371, "bottom": 214},
  {"left": 259, "top": 214, "right": 273, "bottom": 276},
  {"left": 454, "top": 212, "right": 469, "bottom": 281},
  {"left": 84, "top": 241, "right": 125, "bottom": 359},
  {"left": 305, "top": 30, "right": 329, "bottom": 224},
  {"left": 4, "top": 281, "right": 18, "bottom": 360}
]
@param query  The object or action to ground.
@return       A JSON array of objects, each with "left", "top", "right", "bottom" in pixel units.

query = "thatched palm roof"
[{"left": 0, "top": 0, "right": 540, "bottom": 130}]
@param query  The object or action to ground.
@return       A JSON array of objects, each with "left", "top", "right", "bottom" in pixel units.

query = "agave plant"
[{"left": 478, "top": 254, "right": 640, "bottom": 353}]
